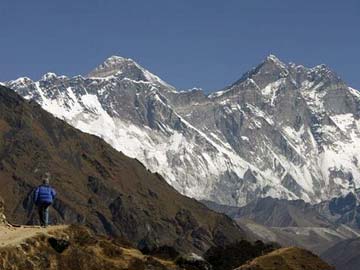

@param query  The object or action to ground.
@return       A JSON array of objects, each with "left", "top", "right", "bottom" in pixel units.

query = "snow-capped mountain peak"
[
  {"left": 308, "top": 64, "right": 341, "bottom": 82},
  {"left": 264, "top": 54, "right": 287, "bottom": 68},
  {"left": 220, "top": 54, "right": 289, "bottom": 93},
  {"left": 87, "top": 55, "right": 175, "bottom": 90},
  {"left": 5, "top": 55, "right": 360, "bottom": 207},
  {"left": 41, "top": 72, "right": 58, "bottom": 81},
  {"left": 8, "top": 76, "right": 33, "bottom": 86},
  {"left": 103, "top": 55, "right": 129, "bottom": 65},
  {"left": 87, "top": 55, "right": 135, "bottom": 77}
]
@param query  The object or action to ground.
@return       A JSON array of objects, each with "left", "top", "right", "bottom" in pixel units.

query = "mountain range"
[
  {"left": 204, "top": 191, "right": 360, "bottom": 230},
  {"left": 5, "top": 54, "right": 360, "bottom": 207},
  {"left": 203, "top": 192, "right": 360, "bottom": 267}
]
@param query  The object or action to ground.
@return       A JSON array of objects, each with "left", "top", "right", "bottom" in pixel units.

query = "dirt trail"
[{"left": 0, "top": 224, "right": 68, "bottom": 247}]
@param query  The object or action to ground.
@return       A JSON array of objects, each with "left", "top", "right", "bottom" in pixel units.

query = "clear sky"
[{"left": 0, "top": 0, "right": 359, "bottom": 92}]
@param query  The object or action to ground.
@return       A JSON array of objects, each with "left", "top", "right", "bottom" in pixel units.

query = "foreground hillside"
[
  {"left": 0, "top": 85, "right": 245, "bottom": 253},
  {"left": 0, "top": 197, "right": 333, "bottom": 270},
  {"left": 0, "top": 224, "right": 332, "bottom": 270},
  {"left": 0, "top": 224, "right": 182, "bottom": 270},
  {"left": 236, "top": 247, "right": 334, "bottom": 270}
]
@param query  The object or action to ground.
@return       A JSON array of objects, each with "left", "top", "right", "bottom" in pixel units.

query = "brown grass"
[{"left": 237, "top": 247, "right": 334, "bottom": 270}]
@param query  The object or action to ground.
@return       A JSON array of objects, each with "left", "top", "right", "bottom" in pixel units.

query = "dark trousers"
[{"left": 38, "top": 202, "right": 51, "bottom": 226}]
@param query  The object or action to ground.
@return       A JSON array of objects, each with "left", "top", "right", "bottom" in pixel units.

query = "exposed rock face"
[
  {"left": 314, "top": 191, "right": 360, "bottom": 229},
  {"left": 175, "top": 253, "right": 212, "bottom": 270},
  {"left": 0, "top": 85, "right": 245, "bottom": 254},
  {"left": 6, "top": 55, "right": 360, "bottom": 206}
]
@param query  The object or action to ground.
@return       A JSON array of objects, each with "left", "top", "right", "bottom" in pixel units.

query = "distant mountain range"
[
  {"left": 203, "top": 192, "right": 360, "bottom": 260},
  {"left": 5, "top": 55, "right": 360, "bottom": 206},
  {"left": 204, "top": 192, "right": 360, "bottom": 229}
]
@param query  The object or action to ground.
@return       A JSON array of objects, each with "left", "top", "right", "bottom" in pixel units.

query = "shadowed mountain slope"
[{"left": 321, "top": 237, "right": 360, "bottom": 270}]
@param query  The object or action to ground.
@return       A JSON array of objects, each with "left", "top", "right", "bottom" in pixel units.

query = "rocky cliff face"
[
  {"left": 314, "top": 191, "right": 360, "bottom": 229},
  {"left": 6, "top": 55, "right": 360, "bottom": 206},
  {"left": 0, "top": 85, "right": 245, "bottom": 254}
]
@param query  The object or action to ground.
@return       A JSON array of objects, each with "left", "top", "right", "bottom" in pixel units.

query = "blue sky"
[{"left": 0, "top": 0, "right": 359, "bottom": 91}]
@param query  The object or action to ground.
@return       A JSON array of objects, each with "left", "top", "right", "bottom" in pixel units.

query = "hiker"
[{"left": 33, "top": 173, "right": 56, "bottom": 227}]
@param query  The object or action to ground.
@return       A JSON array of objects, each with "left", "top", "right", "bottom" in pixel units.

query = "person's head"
[{"left": 42, "top": 172, "right": 51, "bottom": 185}]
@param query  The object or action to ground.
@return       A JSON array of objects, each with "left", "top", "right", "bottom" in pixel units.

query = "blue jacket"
[{"left": 34, "top": 185, "right": 56, "bottom": 205}]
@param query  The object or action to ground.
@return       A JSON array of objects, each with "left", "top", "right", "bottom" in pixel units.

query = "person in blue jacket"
[{"left": 33, "top": 173, "right": 56, "bottom": 227}]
